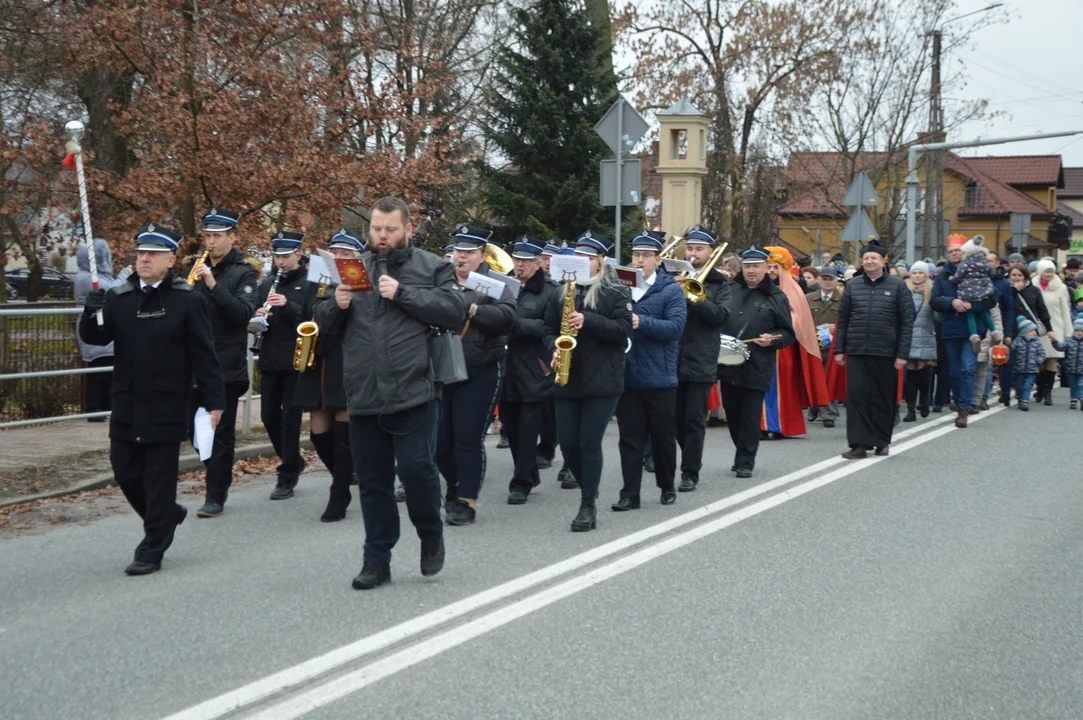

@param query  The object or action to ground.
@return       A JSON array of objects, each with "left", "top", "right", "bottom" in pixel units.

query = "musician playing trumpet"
[
  {"left": 716, "top": 246, "right": 795, "bottom": 479},
  {"left": 674, "top": 225, "right": 730, "bottom": 493},
  {"left": 181, "top": 208, "right": 259, "bottom": 519},
  {"left": 293, "top": 229, "right": 363, "bottom": 522}
]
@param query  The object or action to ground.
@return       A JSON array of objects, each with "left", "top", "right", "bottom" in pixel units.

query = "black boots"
[
  {"left": 571, "top": 494, "right": 597, "bottom": 532},
  {"left": 903, "top": 406, "right": 917, "bottom": 422},
  {"left": 314, "top": 422, "right": 353, "bottom": 523},
  {"left": 1040, "top": 370, "right": 1056, "bottom": 406}
]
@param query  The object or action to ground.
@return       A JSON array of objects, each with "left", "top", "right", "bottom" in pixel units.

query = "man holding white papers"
[
  {"left": 80, "top": 224, "right": 224, "bottom": 575},
  {"left": 438, "top": 225, "right": 517, "bottom": 526}
]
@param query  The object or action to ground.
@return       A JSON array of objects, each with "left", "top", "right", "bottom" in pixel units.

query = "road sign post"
[{"left": 595, "top": 96, "right": 649, "bottom": 259}]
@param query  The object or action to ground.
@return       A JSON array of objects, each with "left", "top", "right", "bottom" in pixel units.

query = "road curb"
[{"left": 0, "top": 440, "right": 313, "bottom": 508}]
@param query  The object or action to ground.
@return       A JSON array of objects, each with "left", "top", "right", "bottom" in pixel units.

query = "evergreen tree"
[{"left": 481, "top": 0, "right": 618, "bottom": 245}]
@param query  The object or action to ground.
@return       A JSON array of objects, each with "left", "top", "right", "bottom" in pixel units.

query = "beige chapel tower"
[{"left": 655, "top": 99, "right": 709, "bottom": 239}]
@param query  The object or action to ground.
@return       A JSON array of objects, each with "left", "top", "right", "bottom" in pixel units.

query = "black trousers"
[
  {"left": 554, "top": 395, "right": 620, "bottom": 498},
  {"left": 350, "top": 401, "right": 443, "bottom": 565},
  {"left": 260, "top": 370, "right": 303, "bottom": 483},
  {"left": 189, "top": 383, "right": 246, "bottom": 505},
  {"left": 437, "top": 361, "right": 503, "bottom": 502},
  {"left": 616, "top": 387, "right": 677, "bottom": 500},
  {"left": 109, "top": 440, "right": 185, "bottom": 564},
  {"left": 84, "top": 357, "right": 112, "bottom": 413},
  {"left": 720, "top": 382, "right": 765, "bottom": 472},
  {"left": 675, "top": 381, "right": 712, "bottom": 480},
  {"left": 846, "top": 355, "right": 898, "bottom": 450},
  {"left": 537, "top": 397, "right": 557, "bottom": 461},
  {"left": 903, "top": 366, "right": 933, "bottom": 410},
  {"left": 502, "top": 400, "right": 545, "bottom": 493}
]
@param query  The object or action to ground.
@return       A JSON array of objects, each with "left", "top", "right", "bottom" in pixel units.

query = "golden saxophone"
[
  {"left": 186, "top": 250, "right": 209, "bottom": 285},
  {"left": 292, "top": 282, "right": 326, "bottom": 372},
  {"left": 553, "top": 280, "right": 578, "bottom": 386}
]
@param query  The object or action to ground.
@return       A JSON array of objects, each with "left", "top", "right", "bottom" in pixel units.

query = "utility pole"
[{"left": 923, "top": 29, "right": 945, "bottom": 261}]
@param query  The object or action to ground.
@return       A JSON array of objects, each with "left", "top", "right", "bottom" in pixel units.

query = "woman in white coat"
[{"left": 1034, "top": 258, "right": 1072, "bottom": 405}]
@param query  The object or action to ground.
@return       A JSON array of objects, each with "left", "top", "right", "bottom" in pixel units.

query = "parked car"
[
  {"left": 4, "top": 282, "right": 17, "bottom": 300},
  {"left": 5, "top": 267, "right": 75, "bottom": 299}
]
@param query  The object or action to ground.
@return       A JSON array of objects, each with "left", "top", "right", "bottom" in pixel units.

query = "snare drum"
[{"left": 717, "top": 334, "right": 750, "bottom": 366}]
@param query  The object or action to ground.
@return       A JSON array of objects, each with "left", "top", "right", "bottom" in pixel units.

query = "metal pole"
[
  {"left": 905, "top": 129, "right": 1083, "bottom": 265},
  {"left": 614, "top": 97, "right": 623, "bottom": 260}
]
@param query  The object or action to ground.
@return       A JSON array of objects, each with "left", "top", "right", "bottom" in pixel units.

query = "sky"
[{"left": 947, "top": 0, "right": 1083, "bottom": 167}]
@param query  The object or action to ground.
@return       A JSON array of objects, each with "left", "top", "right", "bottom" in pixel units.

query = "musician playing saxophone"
[
  {"left": 543, "top": 231, "right": 631, "bottom": 533},
  {"left": 293, "top": 229, "right": 363, "bottom": 522},
  {"left": 674, "top": 225, "right": 730, "bottom": 493},
  {"left": 255, "top": 231, "right": 310, "bottom": 501},
  {"left": 181, "top": 208, "right": 258, "bottom": 519}
]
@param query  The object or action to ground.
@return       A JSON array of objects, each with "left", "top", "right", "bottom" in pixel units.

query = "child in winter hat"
[
  {"left": 1066, "top": 316, "right": 1083, "bottom": 410},
  {"left": 952, "top": 235, "right": 1000, "bottom": 353},
  {"left": 1011, "top": 316, "right": 1045, "bottom": 411}
]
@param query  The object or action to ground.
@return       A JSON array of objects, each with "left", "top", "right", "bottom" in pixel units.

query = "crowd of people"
[{"left": 77, "top": 199, "right": 1083, "bottom": 589}]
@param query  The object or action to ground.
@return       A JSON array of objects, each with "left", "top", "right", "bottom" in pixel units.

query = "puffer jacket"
[
  {"left": 1063, "top": 335, "right": 1083, "bottom": 376},
  {"left": 716, "top": 273, "right": 795, "bottom": 392},
  {"left": 1011, "top": 334, "right": 1046, "bottom": 374},
  {"left": 930, "top": 262, "right": 998, "bottom": 341},
  {"left": 836, "top": 271, "right": 914, "bottom": 358},
  {"left": 74, "top": 239, "right": 133, "bottom": 362},
  {"left": 180, "top": 247, "right": 259, "bottom": 386},
  {"left": 677, "top": 269, "right": 730, "bottom": 383},
  {"left": 313, "top": 245, "right": 466, "bottom": 416},
  {"left": 504, "top": 269, "right": 560, "bottom": 402},
  {"left": 1012, "top": 281, "right": 1052, "bottom": 331},
  {"left": 625, "top": 270, "right": 686, "bottom": 390},
  {"left": 457, "top": 262, "right": 517, "bottom": 368},
  {"left": 544, "top": 277, "right": 632, "bottom": 399},
  {"left": 907, "top": 286, "right": 937, "bottom": 361}
]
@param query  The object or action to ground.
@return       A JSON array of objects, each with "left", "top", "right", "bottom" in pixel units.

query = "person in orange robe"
[{"left": 761, "top": 247, "right": 831, "bottom": 437}]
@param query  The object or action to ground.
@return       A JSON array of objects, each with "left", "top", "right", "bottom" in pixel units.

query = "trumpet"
[
  {"left": 186, "top": 250, "right": 209, "bottom": 285},
  {"left": 679, "top": 242, "right": 728, "bottom": 304}
]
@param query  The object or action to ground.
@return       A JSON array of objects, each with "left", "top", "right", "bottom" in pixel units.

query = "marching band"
[{"left": 81, "top": 195, "right": 852, "bottom": 586}]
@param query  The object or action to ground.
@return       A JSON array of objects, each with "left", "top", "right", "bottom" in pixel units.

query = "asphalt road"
[{"left": 2, "top": 392, "right": 1081, "bottom": 720}]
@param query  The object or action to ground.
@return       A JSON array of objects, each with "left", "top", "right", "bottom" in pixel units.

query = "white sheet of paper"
[
  {"left": 662, "top": 258, "right": 696, "bottom": 275},
  {"left": 465, "top": 271, "right": 508, "bottom": 300},
  {"left": 605, "top": 257, "right": 618, "bottom": 267},
  {"left": 192, "top": 407, "right": 215, "bottom": 462},
  {"left": 312, "top": 249, "right": 343, "bottom": 285},
  {"left": 548, "top": 254, "right": 592, "bottom": 283},
  {"left": 500, "top": 274, "right": 521, "bottom": 297}
]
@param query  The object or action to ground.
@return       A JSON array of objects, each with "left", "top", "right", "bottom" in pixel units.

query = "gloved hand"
[{"left": 85, "top": 289, "right": 106, "bottom": 311}]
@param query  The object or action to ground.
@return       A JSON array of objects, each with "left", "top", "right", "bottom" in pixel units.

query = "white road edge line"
[
  {"left": 251, "top": 408, "right": 1005, "bottom": 719},
  {"left": 159, "top": 410, "right": 973, "bottom": 720}
]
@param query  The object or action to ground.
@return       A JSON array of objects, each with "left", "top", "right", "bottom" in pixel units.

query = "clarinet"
[{"left": 249, "top": 267, "right": 283, "bottom": 353}]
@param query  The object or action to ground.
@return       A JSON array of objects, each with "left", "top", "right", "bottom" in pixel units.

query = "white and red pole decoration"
[{"left": 64, "top": 120, "right": 102, "bottom": 325}]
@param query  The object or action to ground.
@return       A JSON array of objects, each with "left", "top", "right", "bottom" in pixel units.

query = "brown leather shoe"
[
  {"left": 841, "top": 445, "right": 868, "bottom": 460},
  {"left": 954, "top": 409, "right": 969, "bottom": 428},
  {"left": 979, "top": 399, "right": 990, "bottom": 411}
]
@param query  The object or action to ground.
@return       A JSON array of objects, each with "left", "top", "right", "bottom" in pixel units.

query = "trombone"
[
  {"left": 659, "top": 237, "right": 683, "bottom": 258},
  {"left": 678, "top": 242, "right": 728, "bottom": 304}
]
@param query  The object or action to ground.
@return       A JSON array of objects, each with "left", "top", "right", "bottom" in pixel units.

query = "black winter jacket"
[
  {"left": 716, "top": 274, "right": 795, "bottom": 392},
  {"left": 504, "top": 270, "right": 559, "bottom": 402},
  {"left": 1012, "top": 281, "right": 1052, "bottom": 332},
  {"left": 79, "top": 274, "right": 225, "bottom": 443},
  {"left": 836, "top": 271, "right": 914, "bottom": 358},
  {"left": 180, "top": 248, "right": 258, "bottom": 386},
  {"left": 255, "top": 261, "right": 311, "bottom": 372},
  {"left": 544, "top": 280, "right": 632, "bottom": 399},
  {"left": 457, "top": 262, "right": 517, "bottom": 368},
  {"left": 294, "top": 282, "right": 348, "bottom": 409},
  {"left": 314, "top": 246, "right": 466, "bottom": 416},
  {"left": 677, "top": 269, "right": 731, "bottom": 383}
]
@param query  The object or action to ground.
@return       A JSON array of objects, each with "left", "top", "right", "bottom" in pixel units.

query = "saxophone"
[
  {"left": 292, "top": 282, "right": 326, "bottom": 372},
  {"left": 553, "top": 280, "right": 578, "bottom": 386},
  {"left": 186, "top": 250, "right": 209, "bottom": 285}
]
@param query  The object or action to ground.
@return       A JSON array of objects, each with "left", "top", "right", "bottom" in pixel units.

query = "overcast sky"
[{"left": 948, "top": 0, "right": 1083, "bottom": 167}]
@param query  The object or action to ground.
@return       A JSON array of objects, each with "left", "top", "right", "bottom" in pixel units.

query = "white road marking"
[{"left": 159, "top": 409, "right": 976, "bottom": 720}]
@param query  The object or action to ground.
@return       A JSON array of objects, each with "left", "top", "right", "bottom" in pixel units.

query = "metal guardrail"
[{"left": 0, "top": 305, "right": 261, "bottom": 431}]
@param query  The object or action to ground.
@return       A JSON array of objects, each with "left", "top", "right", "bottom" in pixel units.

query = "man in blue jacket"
[
  {"left": 612, "top": 230, "right": 687, "bottom": 510},
  {"left": 930, "top": 236, "right": 999, "bottom": 428}
]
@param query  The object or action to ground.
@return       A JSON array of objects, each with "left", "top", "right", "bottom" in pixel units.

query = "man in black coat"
[
  {"left": 674, "top": 225, "right": 730, "bottom": 492},
  {"left": 835, "top": 242, "right": 915, "bottom": 457},
  {"left": 181, "top": 208, "right": 258, "bottom": 518},
  {"left": 503, "top": 237, "right": 560, "bottom": 505},
  {"left": 254, "top": 231, "right": 310, "bottom": 499},
  {"left": 716, "top": 246, "right": 795, "bottom": 479},
  {"left": 80, "top": 224, "right": 225, "bottom": 575}
]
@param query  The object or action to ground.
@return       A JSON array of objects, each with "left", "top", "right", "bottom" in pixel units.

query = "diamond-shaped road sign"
[
  {"left": 595, "top": 96, "right": 649, "bottom": 156},
  {"left": 841, "top": 171, "right": 880, "bottom": 208},
  {"left": 840, "top": 209, "right": 879, "bottom": 243}
]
